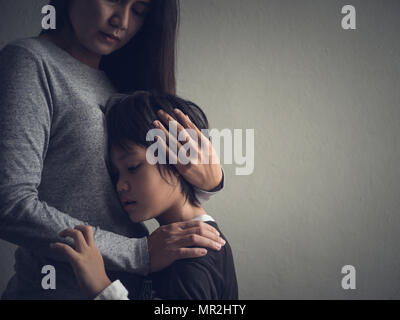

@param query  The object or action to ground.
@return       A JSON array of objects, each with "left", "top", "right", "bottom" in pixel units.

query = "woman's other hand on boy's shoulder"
[{"left": 148, "top": 220, "right": 226, "bottom": 273}]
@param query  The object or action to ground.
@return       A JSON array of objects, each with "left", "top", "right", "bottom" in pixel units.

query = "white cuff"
[
  {"left": 94, "top": 280, "right": 130, "bottom": 300},
  {"left": 195, "top": 168, "right": 225, "bottom": 203}
]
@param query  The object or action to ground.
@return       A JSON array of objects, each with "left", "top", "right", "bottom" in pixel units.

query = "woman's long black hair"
[{"left": 43, "top": 0, "right": 179, "bottom": 94}]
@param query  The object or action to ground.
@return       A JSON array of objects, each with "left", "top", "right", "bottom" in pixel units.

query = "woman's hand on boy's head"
[
  {"left": 155, "top": 109, "right": 223, "bottom": 191},
  {"left": 148, "top": 220, "right": 226, "bottom": 273},
  {"left": 50, "top": 225, "right": 111, "bottom": 299}
]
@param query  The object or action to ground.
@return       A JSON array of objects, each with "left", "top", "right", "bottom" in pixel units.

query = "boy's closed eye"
[{"left": 128, "top": 163, "right": 142, "bottom": 173}]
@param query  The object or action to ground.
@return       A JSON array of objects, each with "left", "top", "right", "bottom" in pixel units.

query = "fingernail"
[
  {"left": 215, "top": 242, "right": 221, "bottom": 249},
  {"left": 215, "top": 230, "right": 220, "bottom": 236},
  {"left": 219, "top": 238, "right": 226, "bottom": 245}
]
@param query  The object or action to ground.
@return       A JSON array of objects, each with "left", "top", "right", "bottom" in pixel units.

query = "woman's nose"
[{"left": 109, "top": 7, "right": 130, "bottom": 30}]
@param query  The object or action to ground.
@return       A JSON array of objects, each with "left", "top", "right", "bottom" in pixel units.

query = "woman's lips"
[{"left": 100, "top": 32, "right": 120, "bottom": 45}]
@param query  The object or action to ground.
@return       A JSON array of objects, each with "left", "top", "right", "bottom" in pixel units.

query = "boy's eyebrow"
[{"left": 118, "top": 151, "right": 138, "bottom": 161}]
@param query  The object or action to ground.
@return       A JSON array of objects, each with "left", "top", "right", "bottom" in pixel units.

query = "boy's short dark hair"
[{"left": 106, "top": 91, "right": 209, "bottom": 207}]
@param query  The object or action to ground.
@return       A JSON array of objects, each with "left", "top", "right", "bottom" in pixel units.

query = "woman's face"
[
  {"left": 68, "top": 0, "right": 151, "bottom": 56},
  {"left": 110, "top": 142, "right": 181, "bottom": 223}
]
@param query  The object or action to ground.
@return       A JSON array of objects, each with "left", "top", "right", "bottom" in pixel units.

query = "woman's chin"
[
  {"left": 85, "top": 40, "right": 117, "bottom": 57},
  {"left": 93, "top": 45, "right": 116, "bottom": 56}
]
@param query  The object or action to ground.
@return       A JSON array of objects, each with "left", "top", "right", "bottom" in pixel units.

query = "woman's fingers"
[
  {"left": 173, "top": 109, "right": 214, "bottom": 159},
  {"left": 177, "top": 220, "right": 220, "bottom": 236},
  {"left": 59, "top": 228, "right": 87, "bottom": 252},
  {"left": 50, "top": 242, "right": 80, "bottom": 262},
  {"left": 181, "top": 226, "right": 223, "bottom": 243},
  {"left": 178, "top": 234, "right": 225, "bottom": 251},
  {"left": 154, "top": 109, "right": 220, "bottom": 170},
  {"left": 153, "top": 119, "right": 181, "bottom": 148},
  {"left": 154, "top": 135, "right": 179, "bottom": 165},
  {"left": 173, "top": 108, "right": 203, "bottom": 140},
  {"left": 155, "top": 110, "right": 200, "bottom": 159},
  {"left": 175, "top": 247, "right": 208, "bottom": 260},
  {"left": 148, "top": 220, "right": 226, "bottom": 272},
  {"left": 155, "top": 110, "right": 184, "bottom": 145},
  {"left": 74, "top": 225, "right": 95, "bottom": 247}
]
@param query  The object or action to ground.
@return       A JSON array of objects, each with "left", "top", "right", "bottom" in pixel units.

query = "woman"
[{"left": 0, "top": 0, "right": 224, "bottom": 299}]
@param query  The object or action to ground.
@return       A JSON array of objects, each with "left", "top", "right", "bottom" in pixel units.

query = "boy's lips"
[{"left": 122, "top": 199, "right": 137, "bottom": 207}]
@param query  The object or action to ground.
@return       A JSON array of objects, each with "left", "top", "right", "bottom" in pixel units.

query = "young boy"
[{"left": 50, "top": 91, "right": 238, "bottom": 300}]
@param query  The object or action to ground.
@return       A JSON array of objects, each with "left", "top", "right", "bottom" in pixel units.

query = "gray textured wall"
[{"left": 1, "top": 0, "right": 399, "bottom": 299}]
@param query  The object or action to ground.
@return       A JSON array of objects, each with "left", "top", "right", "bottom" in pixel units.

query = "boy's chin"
[
  {"left": 127, "top": 209, "right": 154, "bottom": 224},
  {"left": 128, "top": 214, "right": 146, "bottom": 224}
]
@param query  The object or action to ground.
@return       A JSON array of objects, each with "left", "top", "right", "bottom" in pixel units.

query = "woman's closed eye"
[
  {"left": 132, "top": 9, "right": 147, "bottom": 17},
  {"left": 106, "top": 0, "right": 149, "bottom": 17},
  {"left": 132, "top": 5, "right": 149, "bottom": 17}
]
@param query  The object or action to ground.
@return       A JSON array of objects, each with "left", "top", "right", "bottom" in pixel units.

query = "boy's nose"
[{"left": 117, "top": 180, "right": 130, "bottom": 193}]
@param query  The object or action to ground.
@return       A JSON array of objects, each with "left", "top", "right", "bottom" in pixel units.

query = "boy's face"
[{"left": 110, "top": 142, "right": 180, "bottom": 223}]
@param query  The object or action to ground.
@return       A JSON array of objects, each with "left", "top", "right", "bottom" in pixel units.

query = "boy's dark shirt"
[{"left": 147, "top": 221, "right": 238, "bottom": 300}]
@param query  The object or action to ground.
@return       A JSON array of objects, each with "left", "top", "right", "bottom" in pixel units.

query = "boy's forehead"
[{"left": 111, "top": 143, "right": 144, "bottom": 161}]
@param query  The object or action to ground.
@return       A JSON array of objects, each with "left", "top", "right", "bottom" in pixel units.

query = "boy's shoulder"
[
  {"left": 151, "top": 251, "right": 222, "bottom": 300},
  {"left": 150, "top": 219, "right": 237, "bottom": 300}
]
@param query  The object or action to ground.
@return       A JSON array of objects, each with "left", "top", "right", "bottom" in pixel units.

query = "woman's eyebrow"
[{"left": 136, "top": 1, "right": 151, "bottom": 7}]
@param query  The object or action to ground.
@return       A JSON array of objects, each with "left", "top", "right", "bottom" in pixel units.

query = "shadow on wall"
[{"left": 0, "top": 241, "right": 17, "bottom": 294}]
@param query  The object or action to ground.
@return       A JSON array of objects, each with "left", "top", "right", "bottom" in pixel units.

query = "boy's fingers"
[
  {"left": 175, "top": 247, "right": 208, "bottom": 260},
  {"left": 50, "top": 242, "right": 80, "bottom": 262},
  {"left": 59, "top": 228, "right": 87, "bottom": 252},
  {"left": 74, "top": 225, "right": 95, "bottom": 247}
]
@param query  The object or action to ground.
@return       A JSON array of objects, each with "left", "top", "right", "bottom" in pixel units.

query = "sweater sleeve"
[
  {"left": 0, "top": 44, "right": 149, "bottom": 276},
  {"left": 194, "top": 169, "right": 225, "bottom": 203}
]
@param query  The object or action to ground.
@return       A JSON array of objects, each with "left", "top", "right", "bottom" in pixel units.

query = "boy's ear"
[{"left": 158, "top": 164, "right": 180, "bottom": 183}]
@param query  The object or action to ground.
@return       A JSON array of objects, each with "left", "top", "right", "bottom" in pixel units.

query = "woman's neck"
[
  {"left": 156, "top": 196, "right": 208, "bottom": 226},
  {"left": 40, "top": 30, "right": 102, "bottom": 69}
]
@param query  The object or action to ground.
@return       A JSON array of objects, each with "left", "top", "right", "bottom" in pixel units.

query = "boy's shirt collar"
[{"left": 191, "top": 214, "right": 215, "bottom": 222}]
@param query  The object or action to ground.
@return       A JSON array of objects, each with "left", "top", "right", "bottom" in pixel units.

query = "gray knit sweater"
[{"left": 0, "top": 37, "right": 220, "bottom": 299}]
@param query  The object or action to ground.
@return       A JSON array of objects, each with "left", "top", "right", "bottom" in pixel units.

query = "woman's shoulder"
[
  {"left": 0, "top": 38, "right": 46, "bottom": 79},
  {"left": 2, "top": 37, "right": 49, "bottom": 59}
]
